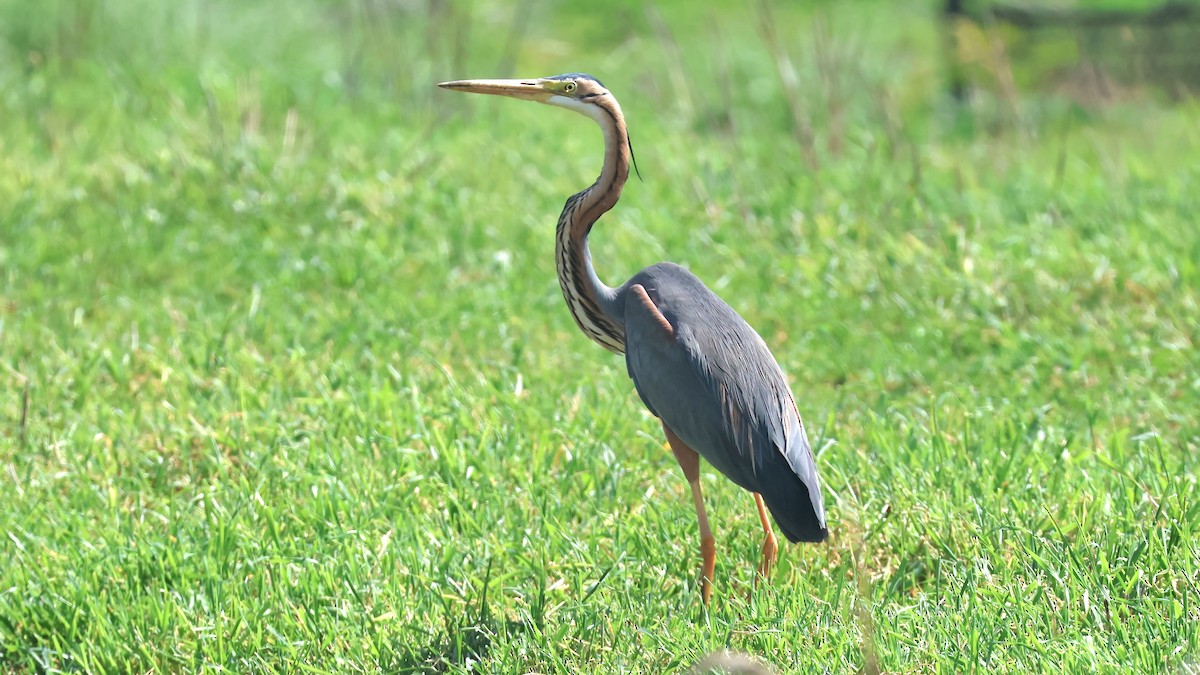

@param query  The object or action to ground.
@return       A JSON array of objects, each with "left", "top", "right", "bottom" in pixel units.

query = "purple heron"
[{"left": 438, "top": 74, "right": 828, "bottom": 603}]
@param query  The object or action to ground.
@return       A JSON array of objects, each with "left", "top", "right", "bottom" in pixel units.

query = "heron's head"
[
  {"left": 438, "top": 73, "right": 639, "bottom": 180},
  {"left": 438, "top": 73, "right": 612, "bottom": 117}
]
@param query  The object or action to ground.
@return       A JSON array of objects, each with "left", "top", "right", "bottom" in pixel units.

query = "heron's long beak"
[{"left": 437, "top": 78, "right": 553, "bottom": 103}]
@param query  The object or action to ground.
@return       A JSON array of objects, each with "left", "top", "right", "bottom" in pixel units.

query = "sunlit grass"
[{"left": 1, "top": 0, "right": 1198, "bottom": 672}]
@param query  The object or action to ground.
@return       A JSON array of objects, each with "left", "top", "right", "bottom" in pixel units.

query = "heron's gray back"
[{"left": 621, "top": 263, "right": 826, "bottom": 542}]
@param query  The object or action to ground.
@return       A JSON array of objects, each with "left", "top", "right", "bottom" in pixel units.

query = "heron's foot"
[
  {"left": 752, "top": 493, "right": 778, "bottom": 585},
  {"left": 700, "top": 534, "right": 716, "bottom": 605},
  {"left": 756, "top": 531, "right": 778, "bottom": 582}
]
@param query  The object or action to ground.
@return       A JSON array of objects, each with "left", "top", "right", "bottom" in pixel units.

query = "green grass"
[{"left": 1, "top": 0, "right": 1198, "bottom": 672}]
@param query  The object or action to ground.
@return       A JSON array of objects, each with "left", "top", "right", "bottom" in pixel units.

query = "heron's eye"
[{"left": 563, "top": 81, "right": 577, "bottom": 94}]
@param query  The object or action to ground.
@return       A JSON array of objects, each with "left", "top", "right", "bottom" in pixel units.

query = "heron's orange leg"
[
  {"left": 664, "top": 423, "right": 715, "bottom": 605},
  {"left": 754, "top": 493, "right": 779, "bottom": 582}
]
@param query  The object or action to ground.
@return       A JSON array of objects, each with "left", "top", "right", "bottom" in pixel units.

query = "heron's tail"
[
  {"left": 763, "top": 415, "right": 828, "bottom": 543},
  {"left": 762, "top": 472, "right": 828, "bottom": 544}
]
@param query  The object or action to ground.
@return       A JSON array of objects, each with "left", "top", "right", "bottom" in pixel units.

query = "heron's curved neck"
[{"left": 555, "top": 95, "right": 632, "bottom": 354}]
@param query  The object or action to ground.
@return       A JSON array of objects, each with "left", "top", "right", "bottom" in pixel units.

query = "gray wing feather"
[{"left": 622, "top": 265, "right": 827, "bottom": 541}]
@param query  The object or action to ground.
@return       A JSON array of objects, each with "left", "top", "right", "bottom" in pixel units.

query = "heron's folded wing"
[{"left": 624, "top": 287, "right": 825, "bottom": 535}]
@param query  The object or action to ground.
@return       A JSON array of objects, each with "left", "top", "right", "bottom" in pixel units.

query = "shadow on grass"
[
  {"left": 394, "top": 616, "right": 502, "bottom": 674},
  {"left": 392, "top": 559, "right": 530, "bottom": 674},
  {"left": 394, "top": 610, "right": 539, "bottom": 674}
]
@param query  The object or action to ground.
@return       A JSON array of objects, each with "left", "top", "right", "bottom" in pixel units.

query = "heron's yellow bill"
[{"left": 437, "top": 78, "right": 554, "bottom": 102}]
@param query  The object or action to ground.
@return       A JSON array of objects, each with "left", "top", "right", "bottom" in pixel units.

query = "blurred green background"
[{"left": 1, "top": 0, "right": 1198, "bottom": 672}]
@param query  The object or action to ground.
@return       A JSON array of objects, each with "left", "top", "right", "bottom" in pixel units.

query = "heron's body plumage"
[{"left": 621, "top": 264, "right": 827, "bottom": 543}]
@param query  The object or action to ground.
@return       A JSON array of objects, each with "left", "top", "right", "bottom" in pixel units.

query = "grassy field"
[{"left": 2, "top": 0, "right": 1198, "bottom": 672}]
